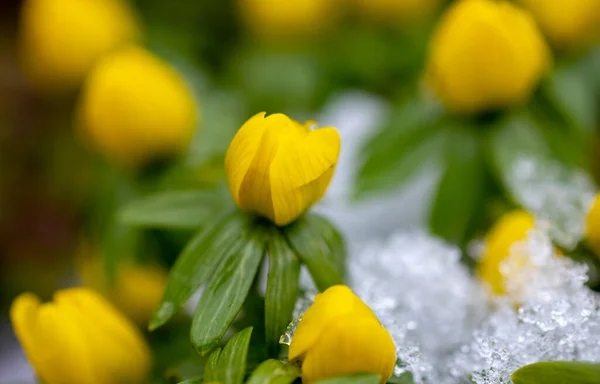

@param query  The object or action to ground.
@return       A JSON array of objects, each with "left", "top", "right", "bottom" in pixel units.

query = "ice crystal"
[
  {"left": 288, "top": 227, "right": 600, "bottom": 383},
  {"left": 506, "top": 156, "right": 596, "bottom": 250},
  {"left": 348, "top": 232, "right": 488, "bottom": 383},
  {"left": 450, "top": 228, "right": 600, "bottom": 384}
]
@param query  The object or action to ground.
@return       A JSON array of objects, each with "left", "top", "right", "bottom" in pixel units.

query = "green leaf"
[
  {"left": 356, "top": 98, "right": 446, "bottom": 198},
  {"left": 191, "top": 222, "right": 265, "bottom": 355},
  {"left": 203, "top": 347, "right": 221, "bottom": 382},
  {"left": 149, "top": 210, "right": 242, "bottom": 331},
  {"left": 429, "top": 128, "right": 483, "bottom": 244},
  {"left": 177, "top": 380, "right": 203, "bottom": 384},
  {"left": 543, "top": 66, "right": 597, "bottom": 135},
  {"left": 119, "top": 190, "right": 230, "bottom": 229},
  {"left": 283, "top": 213, "right": 346, "bottom": 291},
  {"left": 485, "top": 112, "right": 551, "bottom": 198},
  {"left": 511, "top": 361, "right": 600, "bottom": 384},
  {"left": 316, "top": 373, "right": 381, "bottom": 384},
  {"left": 214, "top": 327, "right": 253, "bottom": 384},
  {"left": 246, "top": 359, "right": 300, "bottom": 384},
  {"left": 265, "top": 230, "right": 300, "bottom": 356}
]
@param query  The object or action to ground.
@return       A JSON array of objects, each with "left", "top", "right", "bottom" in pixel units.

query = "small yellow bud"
[
  {"left": 78, "top": 250, "right": 167, "bottom": 326},
  {"left": 19, "top": 0, "right": 139, "bottom": 91},
  {"left": 425, "top": 0, "right": 550, "bottom": 114},
  {"left": 585, "top": 194, "right": 600, "bottom": 258},
  {"left": 478, "top": 210, "right": 536, "bottom": 295},
  {"left": 352, "top": 0, "right": 442, "bottom": 26},
  {"left": 10, "top": 287, "right": 151, "bottom": 384},
  {"left": 78, "top": 45, "right": 198, "bottom": 167},
  {"left": 225, "top": 112, "right": 340, "bottom": 226},
  {"left": 237, "top": 0, "right": 338, "bottom": 40},
  {"left": 519, "top": 0, "right": 600, "bottom": 50},
  {"left": 289, "top": 285, "right": 396, "bottom": 384}
]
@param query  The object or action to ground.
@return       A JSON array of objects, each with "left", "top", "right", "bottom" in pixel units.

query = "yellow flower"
[
  {"left": 10, "top": 287, "right": 151, "bottom": 384},
  {"left": 238, "top": 0, "right": 338, "bottom": 40},
  {"left": 585, "top": 193, "right": 600, "bottom": 258},
  {"left": 78, "top": 45, "right": 198, "bottom": 167},
  {"left": 225, "top": 112, "right": 340, "bottom": 226},
  {"left": 78, "top": 249, "right": 167, "bottom": 326},
  {"left": 519, "top": 0, "right": 600, "bottom": 50},
  {"left": 477, "top": 210, "right": 535, "bottom": 295},
  {"left": 425, "top": 0, "right": 550, "bottom": 114},
  {"left": 19, "top": 0, "right": 139, "bottom": 91},
  {"left": 352, "top": 0, "right": 442, "bottom": 26},
  {"left": 289, "top": 285, "right": 396, "bottom": 384}
]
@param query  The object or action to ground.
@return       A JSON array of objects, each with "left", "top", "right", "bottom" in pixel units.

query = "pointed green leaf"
[
  {"left": 356, "top": 98, "right": 446, "bottom": 198},
  {"left": 429, "top": 129, "right": 483, "bottom": 244},
  {"left": 150, "top": 210, "right": 242, "bottom": 330},
  {"left": 265, "top": 230, "right": 300, "bottom": 356},
  {"left": 214, "top": 327, "right": 253, "bottom": 384},
  {"left": 246, "top": 359, "right": 300, "bottom": 384},
  {"left": 283, "top": 213, "right": 346, "bottom": 291},
  {"left": 119, "top": 190, "right": 230, "bottom": 229},
  {"left": 316, "top": 373, "right": 381, "bottom": 384},
  {"left": 203, "top": 347, "right": 222, "bottom": 382},
  {"left": 191, "top": 224, "right": 265, "bottom": 355},
  {"left": 511, "top": 361, "right": 600, "bottom": 384},
  {"left": 177, "top": 380, "right": 203, "bottom": 384}
]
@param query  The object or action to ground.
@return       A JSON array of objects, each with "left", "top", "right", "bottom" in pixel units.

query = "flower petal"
[
  {"left": 301, "top": 315, "right": 396, "bottom": 384},
  {"left": 55, "top": 288, "right": 150, "bottom": 383},
  {"left": 269, "top": 126, "right": 340, "bottom": 226},
  {"left": 288, "top": 286, "right": 375, "bottom": 361},
  {"left": 33, "top": 302, "right": 95, "bottom": 384},
  {"left": 9, "top": 293, "right": 45, "bottom": 379},
  {"left": 225, "top": 112, "right": 268, "bottom": 208}
]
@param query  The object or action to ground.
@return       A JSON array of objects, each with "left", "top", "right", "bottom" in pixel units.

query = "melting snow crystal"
[{"left": 286, "top": 227, "right": 600, "bottom": 383}]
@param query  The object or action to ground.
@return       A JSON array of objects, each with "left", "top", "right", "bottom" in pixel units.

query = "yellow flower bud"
[
  {"left": 289, "top": 285, "right": 396, "bottom": 384},
  {"left": 78, "top": 45, "right": 198, "bottom": 167},
  {"left": 225, "top": 112, "right": 340, "bottom": 226},
  {"left": 585, "top": 193, "right": 600, "bottom": 258},
  {"left": 78, "top": 250, "right": 167, "bottom": 326},
  {"left": 19, "top": 0, "right": 139, "bottom": 91},
  {"left": 425, "top": 0, "right": 550, "bottom": 114},
  {"left": 519, "top": 0, "right": 600, "bottom": 50},
  {"left": 477, "top": 210, "right": 535, "bottom": 295},
  {"left": 10, "top": 287, "right": 151, "bottom": 384},
  {"left": 237, "top": 0, "right": 338, "bottom": 40},
  {"left": 352, "top": 0, "right": 442, "bottom": 26}
]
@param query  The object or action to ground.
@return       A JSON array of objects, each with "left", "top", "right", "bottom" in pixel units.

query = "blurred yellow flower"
[
  {"left": 78, "top": 45, "right": 198, "bottom": 167},
  {"left": 238, "top": 0, "right": 338, "bottom": 40},
  {"left": 519, "top": 0, "right": 600, "bottom": 50},
  {"left": 225, "top": 112, "right": 340, "bottom": 226},
  {"left": 478, "top": 210, "right": 535, "bottom": 295},
  {"left": 78, "top": 251, "right": 167, "bottom": 326},
  {"left": 289, "top": 285, "right": 396, "bottom": 383},
  {"left": 585, "top": 194, "right": 600, "bottom": 258},
  {"left": 425, "top": 0, "right": 550, "bottom": 114},
  {"left": 19, "top": 0, "right": 139, "bottom": 91},
  {"left": 352, "top": 0, "right": 442, "bottom": 26},
  {"left": 10, "top": 287, "right": 151, "bottom": 384}
]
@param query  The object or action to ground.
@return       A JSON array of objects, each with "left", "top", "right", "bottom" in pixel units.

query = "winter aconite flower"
[
  {"left": 225, "top": 112, "right": 340, "bottom": 226},
  {"left": 425, "top": 0, "right": 550, "bottom": 114},
  {"left": 519, "top": 0, "right": 600, "bottom": 51},
  {"left": 586, "top": 194, "right": 600, "bottom": 258},
  {"left": 19, "top": 0, "right": 139, "bottom": 91},
  {"left": 10, "top": 287, "right": 150, "bottom": 384},
  {"left": 289, "top": 285, "right": 396, "bottom": 384},
  {"left": 478, "top": 210, "right": 535, "bottom": 295},
  {"left": 238, "top": 0, "right": 337, "bottom": 41},
  {"left": 78, "top": 45, "right": 198, "bottom": 167}
]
